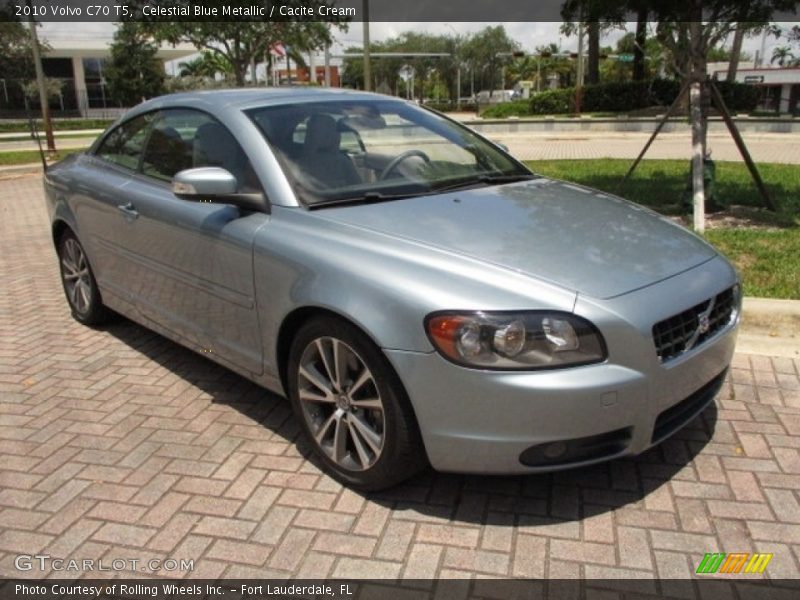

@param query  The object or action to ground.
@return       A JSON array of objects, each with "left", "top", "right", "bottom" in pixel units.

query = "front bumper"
[{"left": 386, "top": 256, "right": 739, "bottom": 474}]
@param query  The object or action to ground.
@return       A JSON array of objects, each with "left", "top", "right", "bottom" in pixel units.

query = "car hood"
[{"left": 314, "top": 178, "right": 717, "bottom": 299}]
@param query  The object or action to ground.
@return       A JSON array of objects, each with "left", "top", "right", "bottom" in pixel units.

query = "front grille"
[
  {"left": 652, "top": 286, "right": 737, "bottom": 362},
  {"left": 651, "top": 369, "right": 727, "bottom": 445}
]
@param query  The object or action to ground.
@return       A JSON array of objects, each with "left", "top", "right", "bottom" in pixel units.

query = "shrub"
[
  {"left": 480, "top": 101, "right": 532, "bottom": 118},
  {"left": 714, "top": 80, "right": 760, "bottom": 113},
  {"left": 529, "top": 88, "right": 575, "bottom": 114},
  {"left": 476, "top": 79, "right": 759, "bottom": 118}
]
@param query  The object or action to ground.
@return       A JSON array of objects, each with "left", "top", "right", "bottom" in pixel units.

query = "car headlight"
[{"left": 425, "top": 311, "right": 607, "bottom": 370}]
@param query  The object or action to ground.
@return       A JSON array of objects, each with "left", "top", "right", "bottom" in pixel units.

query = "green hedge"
[
  {"left": 0, "top": 118, "right": 115, "bottom": 133},
  {"left": 482, "top": 79, "right": 759, "bottom": 117},
  {"left": 424, "top": 101, "right": 478, "bottom": 113},
  {"left": 480, "top": 101, "right": 531, "bottom": 118}
]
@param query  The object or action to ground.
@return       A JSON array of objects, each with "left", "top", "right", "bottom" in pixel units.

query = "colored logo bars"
[{"left": 696, "top": 553, "right": 773, "bottom": 574}]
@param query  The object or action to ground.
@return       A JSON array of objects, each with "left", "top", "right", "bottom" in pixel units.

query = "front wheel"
[
  {"left": 287, "top": 316, "right": 426, "bottom": 491},
  {"left": 57, "top": 230, "right": 110, "bottom": 325}
]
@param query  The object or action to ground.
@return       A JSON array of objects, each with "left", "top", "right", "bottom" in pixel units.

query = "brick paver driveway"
[{"left": 1, "top": 174, "right": 799, "bottom": 583}]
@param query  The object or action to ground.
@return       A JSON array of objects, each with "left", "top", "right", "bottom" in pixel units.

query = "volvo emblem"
[
  {"left": 684, "top": 298, "right": 716, "bottom": 353},
  {"left": 698, "top": 314, "right": 711, "bottom": 334}
]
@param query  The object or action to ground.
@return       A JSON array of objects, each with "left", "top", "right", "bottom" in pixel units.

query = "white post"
[
  {"left": 324, "top": 43, "right": 331, "bottom": 87},
  {"left": 72, "top": 56, "right": 88, "bottom": 117},
  {"left": 690, "top": 79, "right": 706, "bottom": 233}
]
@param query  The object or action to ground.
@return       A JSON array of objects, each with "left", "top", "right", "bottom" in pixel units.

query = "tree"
[
  {"left": 631, "top": 3, "right": 649, "bottom": 81},
  {"left": 104, "top": 22, "right": 165, "bottom": 106},
  {"left": 771, "top": 45, "right": 795, "bottom": 65},
  {"left": 134, "top": 1, "right": 347, "bottom": 86},
  {"left": 0, "top": 21, "right": 36, "bottom": 82},
  {"left": 651, "top": 1, "right": 796, "bottom": 231},
  {"left": 726, "top": 25, "right": 746, "bottom": 82},
  {"left": 561, "top": 1, "right": 628, "bottom": 85},
  {"left": 460, "top": 26, "right": 520, "bottom": 93},
  {"left": 179, "top": 51, "right": 233, "bottom": 78},
  {"left": 561, "top": 0, "right": 796, "bottom": 230}
]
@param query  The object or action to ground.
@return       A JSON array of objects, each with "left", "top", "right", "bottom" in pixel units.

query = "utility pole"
[
  {"left": 27, "top": 12, "right": 55, "bottom": 152},
  {"left": 324, "top": 41, "right": 331, "bottom": 87},
  {"left": 575, "top": 21, "right": 585, "bottom": 114},
  {"left": 362, "top": 0, "right": 371, "bottom": 91}
]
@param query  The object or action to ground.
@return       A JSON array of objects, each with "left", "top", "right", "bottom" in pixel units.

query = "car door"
[
  {"left": 78, "top": 113, "right": 156, "bottom": 299},
  {"left": 114, "top": 108, "right": 267, "bottom": 375}
]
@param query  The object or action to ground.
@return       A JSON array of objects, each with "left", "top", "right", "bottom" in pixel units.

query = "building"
[
  {"left": 275, "top": 65, "right": 341, "bottom": 87},
  {"left": 712, "top": 64, "right": 800, "bottom": 115},
  {"left": 41, "top": 39, "right": 195, "bottom": 117}
]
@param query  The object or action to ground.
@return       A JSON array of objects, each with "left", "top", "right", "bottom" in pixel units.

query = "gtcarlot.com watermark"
[{"left": 15, "top": 554, "right": 194, "bottom": 573}]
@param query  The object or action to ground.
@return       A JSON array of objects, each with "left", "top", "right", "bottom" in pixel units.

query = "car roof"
[{"left": 126, "top": 87, "right": 398, "bottom": 119}]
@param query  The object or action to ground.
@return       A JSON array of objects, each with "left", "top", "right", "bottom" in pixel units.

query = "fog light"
[{"left": 543, "top": 441, "right": 568, "bottom": 459}]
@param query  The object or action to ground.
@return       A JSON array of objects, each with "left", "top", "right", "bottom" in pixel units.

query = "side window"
[
  {"left": 95, "top": 114, "right": 153, "bottom": 171},
  {"left": 141, "top": 109, "right": 261, "bottom": 193}
]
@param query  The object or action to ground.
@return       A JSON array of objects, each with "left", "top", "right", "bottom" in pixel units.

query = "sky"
[{"left": 39, "top": 21, "right": 794, "bottom": 71}]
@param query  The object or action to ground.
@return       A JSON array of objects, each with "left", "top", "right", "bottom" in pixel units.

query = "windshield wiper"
[
  {"left": 308, "top": 190, "right": 429, "bottom": 210},
  {"left": 431, "top": 173, "right": 537, "bottom": 193},
  {"left": 306, "top": 174, "right": 537, "bottom": 209}
]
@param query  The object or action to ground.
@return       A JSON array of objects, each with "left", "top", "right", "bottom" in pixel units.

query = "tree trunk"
[
  {"left": 689, "top": 17, "right": 706, "bottom": 233},
  {"left": 234, "top": 64, "right": 246, "bottom": 86},
  {"left": 726, "top": 25, "right": 744, "bottom": 83},
  {"left": 633, "top": 9, "right": 647, "bottom": 81},
  {"left": 587, "top": 21, "right": 600, "bottom": 85}
]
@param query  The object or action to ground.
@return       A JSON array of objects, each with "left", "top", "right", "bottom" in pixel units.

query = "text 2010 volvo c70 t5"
[{"left": 44, "top": 89, "right": 739, "bottom": 490}]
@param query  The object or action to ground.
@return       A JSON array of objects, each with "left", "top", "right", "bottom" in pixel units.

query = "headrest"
[{"left": 303, "top": 114, "right": 341, "bottom": 155}]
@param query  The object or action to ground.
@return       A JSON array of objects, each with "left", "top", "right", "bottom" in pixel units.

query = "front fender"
[{"left": 253, "top": 206, "right": 576, "bottom": 379}]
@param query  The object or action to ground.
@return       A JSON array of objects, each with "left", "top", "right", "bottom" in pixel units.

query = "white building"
[
  {"left": 712, "top": 64, "right": 800, "bottom": 115},
  {"left": 42, "top": 39, "right": 195, "bottom": 117}
]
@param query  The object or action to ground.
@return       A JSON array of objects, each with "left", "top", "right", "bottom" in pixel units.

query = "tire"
[
  {"left": 287, "top": 315, "right": 427, "bottom": 491},
  {"left": 56, "top": 230, "right": 111, "bottom": 326}
]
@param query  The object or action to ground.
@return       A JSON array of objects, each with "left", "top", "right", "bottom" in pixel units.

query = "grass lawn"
[
  {"left": 0, "top": 148, "right": 85, "bottom": 166},
  {"left": 526, "top": 159, "right": 799, "bottom": 300},
  {"left": 0, "top": 118, "right": 114, "bottom": 134}
]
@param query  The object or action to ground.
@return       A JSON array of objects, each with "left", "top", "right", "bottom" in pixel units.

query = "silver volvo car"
[{"left": 44, "top": 89, "right": 740, "bottom": 490}]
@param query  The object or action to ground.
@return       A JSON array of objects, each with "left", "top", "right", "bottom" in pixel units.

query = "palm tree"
[
  {"left": 771, "top": 46, "right": 795, "bottom": 67},
  {"left": 179, "top": 51, "right": 233, "bottom": 79}
]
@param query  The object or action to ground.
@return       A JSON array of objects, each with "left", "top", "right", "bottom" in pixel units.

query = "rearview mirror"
[{"left": 172, "top": 167, "right": 237, "bottom": 198}]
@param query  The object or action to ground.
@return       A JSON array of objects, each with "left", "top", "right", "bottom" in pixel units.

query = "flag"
[{"left": 270, "top": 42, "right": 287, "bottom": 58}]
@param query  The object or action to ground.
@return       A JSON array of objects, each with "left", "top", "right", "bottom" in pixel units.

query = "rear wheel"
[
  {"left": 57, "top": 230, "right": 110, "bottom": 325},
  {"left": 287, "top": 316, "right": 426, "bottom": 490}
]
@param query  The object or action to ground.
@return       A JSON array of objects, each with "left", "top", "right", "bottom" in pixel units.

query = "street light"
[{"left": 445, "top": 24, "right": 461, "bottom": 109}]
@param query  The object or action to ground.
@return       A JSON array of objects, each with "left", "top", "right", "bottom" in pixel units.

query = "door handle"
[{"left": 117, "top": 202, "right": 139, "bottom": 220}]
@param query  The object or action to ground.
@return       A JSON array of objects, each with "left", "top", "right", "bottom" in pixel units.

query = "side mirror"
[
  {"left": 172, "top": 167, "right": 237, "bottom": 199},
  {"left": 493, "top": 141, "right": 510, "bottom": 153},
  {"left": 172, "top": 167, "right": 265, "bottom": 212}
]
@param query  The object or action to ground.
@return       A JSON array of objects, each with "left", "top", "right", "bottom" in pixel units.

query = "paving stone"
[{"left": 1, "top": 174, "right": 798, "bottom": 580}]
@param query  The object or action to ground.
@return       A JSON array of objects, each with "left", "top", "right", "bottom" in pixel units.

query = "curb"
[
  {"left": 0, "top": 163, "right": 44, "bottom": 177},
  {"left": 737, "top": 297, "right": 800, "bottom": 358}
]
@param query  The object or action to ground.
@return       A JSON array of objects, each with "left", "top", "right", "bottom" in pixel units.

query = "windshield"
[{"left": 245, "top": 99, "right": 532, "bottom": 206}]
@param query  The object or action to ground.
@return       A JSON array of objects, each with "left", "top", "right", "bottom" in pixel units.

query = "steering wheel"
[{"left": 378, "top": 149, "right": 431, "bottom": 181}]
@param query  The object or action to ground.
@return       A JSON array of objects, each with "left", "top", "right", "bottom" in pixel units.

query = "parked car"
[
  {"left": 475, "top": 89, "right": 517, "bottom": 104},
  {"left": 45, "top": 89, "right": 740, "bottom": 490}
]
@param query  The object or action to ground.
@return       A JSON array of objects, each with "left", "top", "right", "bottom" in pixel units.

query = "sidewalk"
[{"left": 0, "top": 174, "right": 798, "bottom": 582}]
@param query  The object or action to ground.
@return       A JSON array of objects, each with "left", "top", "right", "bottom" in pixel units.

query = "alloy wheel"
[
  {"left": 60, "top": 238, "right": 93, "bottom": 316},
  {"left": 297, "top": 336, "right": 385, "bottom": 471}
]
